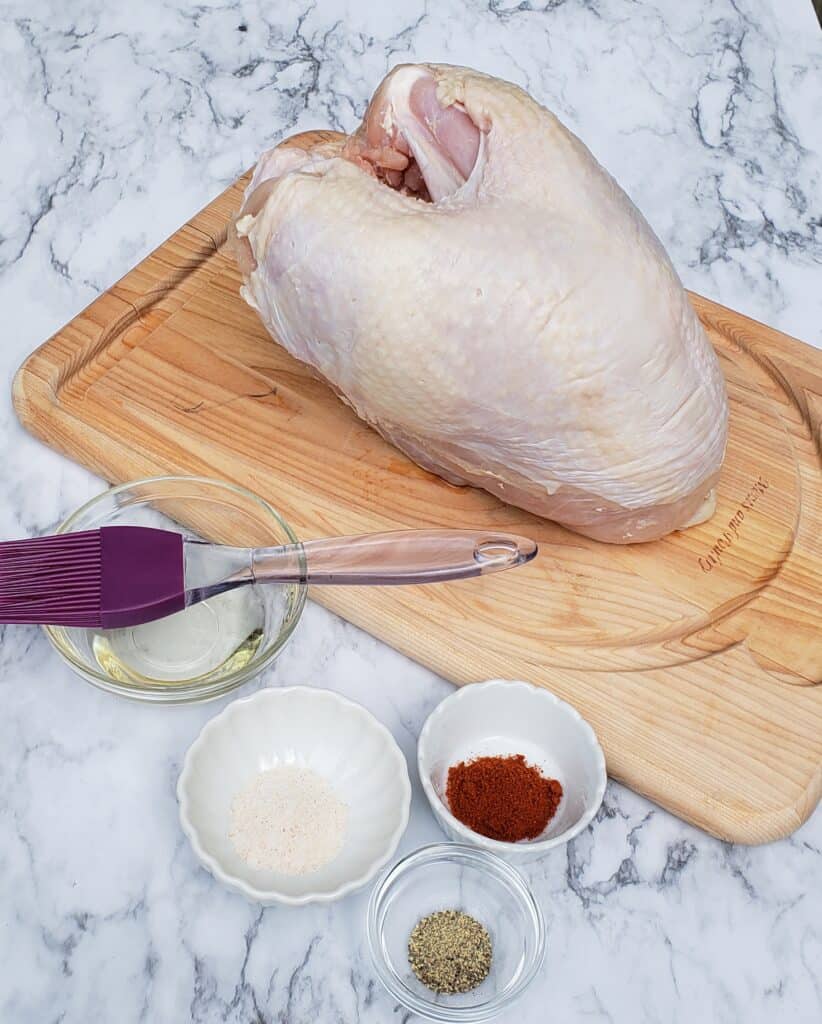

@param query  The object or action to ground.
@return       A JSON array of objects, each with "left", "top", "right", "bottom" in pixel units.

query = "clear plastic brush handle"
[{"left": 249, "top": 529, "right": 538, "bottom": 586}]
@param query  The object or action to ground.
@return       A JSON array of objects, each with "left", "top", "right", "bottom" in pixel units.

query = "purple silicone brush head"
[{"left": 0, "top": 527, "right": 185, "bottom": 629}]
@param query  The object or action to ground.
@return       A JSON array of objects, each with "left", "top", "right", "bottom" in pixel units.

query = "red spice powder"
[{"left": 446, "top": 754, "right": 563, "bottom": 842}]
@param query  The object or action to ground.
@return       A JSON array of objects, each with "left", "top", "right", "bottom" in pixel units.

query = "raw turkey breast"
[{"left": 234, "top": 63, "right": 728, "bottom": 543}]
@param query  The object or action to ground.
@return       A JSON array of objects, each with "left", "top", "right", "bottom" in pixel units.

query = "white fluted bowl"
[
  {"left": 418, "top": 680, "right": 606, "bottom": 860},
  {"left": 178, "top": 686, "right": 411, "bottom": 904}
]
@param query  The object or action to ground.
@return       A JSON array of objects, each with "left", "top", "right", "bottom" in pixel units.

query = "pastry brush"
[{"left": 0, "top": 526, "right": 537, "bottom": 628}]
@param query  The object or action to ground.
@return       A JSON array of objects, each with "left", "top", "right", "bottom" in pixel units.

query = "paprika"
[{"left": 446, "top": 754, "right": 562, "bottom": 842}]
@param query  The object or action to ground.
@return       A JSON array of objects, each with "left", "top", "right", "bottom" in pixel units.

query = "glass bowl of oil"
[{"left": 44, "top": 476, "right": 306, "bottom": 703}]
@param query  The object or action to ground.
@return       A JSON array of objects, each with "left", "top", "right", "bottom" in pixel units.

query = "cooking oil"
[{"left": 87, "top": 586, "right": 266, "bottom": 685}]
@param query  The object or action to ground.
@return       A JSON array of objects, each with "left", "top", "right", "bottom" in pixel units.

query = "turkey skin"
[{"left": 234, "top": 64, "right": 728, "bottom": 543}]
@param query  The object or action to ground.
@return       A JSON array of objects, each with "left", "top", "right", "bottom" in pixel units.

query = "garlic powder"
[{"left": 228, "top": 765, "right": 348, "bottom": 875}]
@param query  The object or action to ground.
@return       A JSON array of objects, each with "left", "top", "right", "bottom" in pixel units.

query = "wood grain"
[{"left": 13, "top": 143, "right": 822, "bottom": 843}]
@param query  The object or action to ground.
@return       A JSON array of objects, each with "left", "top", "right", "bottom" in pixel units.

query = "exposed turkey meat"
[{"left": 234, "top": 64, "right": 728, "bottom": 543}]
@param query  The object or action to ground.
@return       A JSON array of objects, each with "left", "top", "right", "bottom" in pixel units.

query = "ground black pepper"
[{"left": 408, "top": 909, "right": 493, "bottom": 995}]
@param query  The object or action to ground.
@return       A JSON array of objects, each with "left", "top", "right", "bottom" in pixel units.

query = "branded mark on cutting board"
[{"left": 698, "top": 475, "right": 769, "bottom": 573}]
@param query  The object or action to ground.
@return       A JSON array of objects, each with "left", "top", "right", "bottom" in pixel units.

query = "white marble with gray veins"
[{"left": 0, "top": 1, "right": 820, "bottom": 1021}]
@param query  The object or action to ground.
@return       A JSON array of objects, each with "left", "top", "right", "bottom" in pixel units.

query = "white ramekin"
[
  {"left": 178, "top": 686, "right": 411, "bottom": 904},
  {"left": 418, "top": 679, "right": 606, "bottom": 859}
]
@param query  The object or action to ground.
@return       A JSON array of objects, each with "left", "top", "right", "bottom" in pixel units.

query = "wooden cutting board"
[{"left": 13, "top": 137, "right": 822, "bottom": 843}]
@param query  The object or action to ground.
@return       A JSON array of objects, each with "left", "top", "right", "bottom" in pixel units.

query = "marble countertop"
[{"left": 1, "top": 1, "right": 820, "bottom": 1021}]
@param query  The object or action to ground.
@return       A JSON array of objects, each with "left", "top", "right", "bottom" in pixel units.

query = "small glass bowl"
[
  {"left": 44, "top": 476, "right": 306, "bottom": 704},
  {"left": 367, "top": 843, "right": 545, "bottom": 1022}
]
